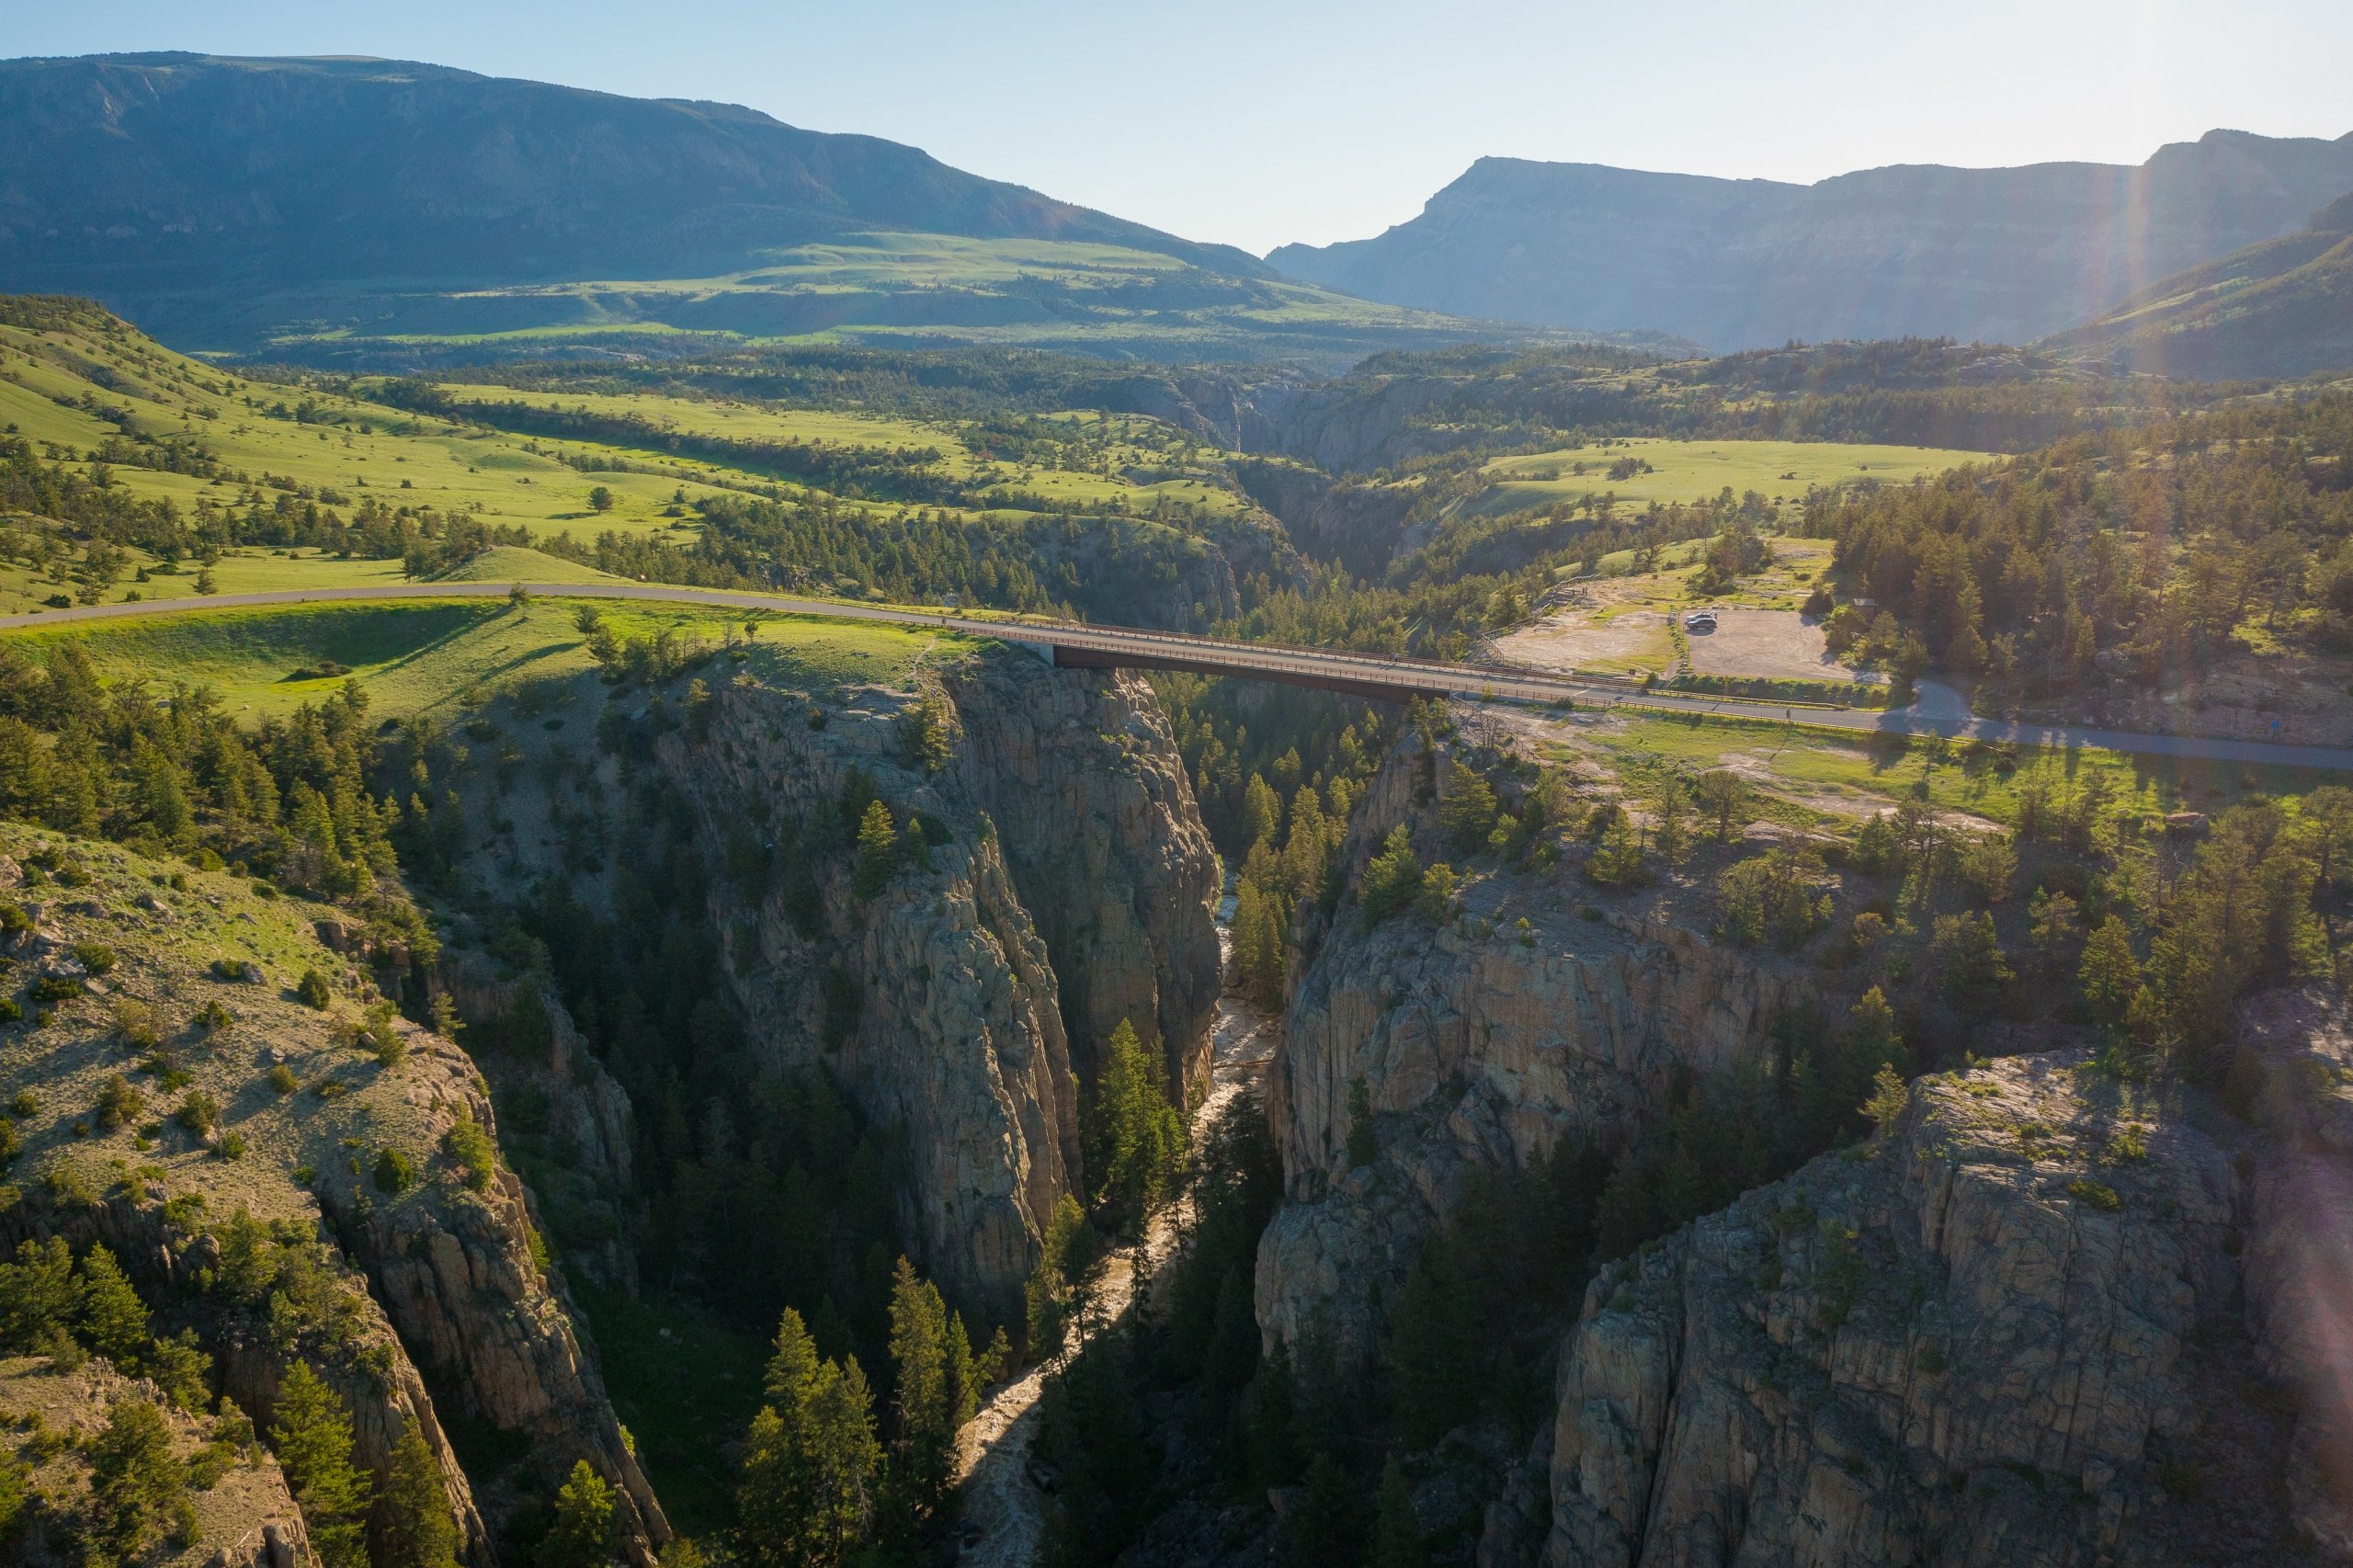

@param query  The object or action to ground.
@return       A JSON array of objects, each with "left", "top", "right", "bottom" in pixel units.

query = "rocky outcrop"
[
  {"left": 444, "top": 961, "right": 644, "bottom": 1291},
  {"left": 2233, "top": 989, "right": 2353, "bottom": 1559},
  {"left": 0, "top": 1353, "right": 318, "bottom": 1568},
  {"left": 944, "top": 653, "right": 1222, "bottom": 1099},
  {"left": 658, "top": 647, "right": 1219, "bottom": 1324},
  {"left": 0, "top": 827, "right": 666, "bottom": 1566},
  {"left": 1256, "top": 733, "right": 1800, "bottom": 1357},
  {"left": 3, "top": 1179, "right": 495, "bottom": 1566},
  {"left": 1532, "top": 1047, "right": 2309, "bottom": 1568},
  {"left": 310, "top": 1024, "right": 667, "bottom": 1566}
]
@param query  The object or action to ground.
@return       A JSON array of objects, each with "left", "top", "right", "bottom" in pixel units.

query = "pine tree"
[
  {"left": 854, "top": 799, "right": 900, "bottom": 899},
  {"left": 2078, "top": 915, "right": 2140, "bottom": 1025},
  {"left": 1024, "top": 1194, "right": 1091, "bottom": 1361},
  {"left": 375, "top": 1421, "right": 460, "bottom": 1568},
  {"left": 806, "top": 1357, "right": 882, "bottom": 1562},
  {"left": 1239, "top": 773, "right": 1282, "bottom": 851},
  {"left": 1586, "top": 810, "right": 1645, "bottom": 888},
  {"left": 765, "top": 1307, "right": 822, "bottom": 1415},
  {"left": 1653, "top": 776, "right": 1691, "bottom": 865},
  {"left": 1277, "top": 1451, "right": 1363, "bottom": 1568},
  {"left": 1863, "top": 1064, "right": 1910, "bottom": 1135},
  {"left": 75, "top": 1244, "right": 151, "bottom": 1369},
  {"left": 1280, "top": 785, "right": 1328, "bottom": 903},
  {"left": 1087, "top": 1020, "right": 1182, "bottom": 1235},
  {"left": 543, "top": 1460, "right": 617, "bottom": 1568},
  {"left": 1231, "top": 881, "right": 1284, "bottom": 1009},
  {"left": 1694, "top": 769, "right": 1748, "bottom": 841},
  {"left": 1370, "top": 1457, "right": 1427, "bottom": 1568},
  {"left": 0, "top": 1235, "right": 75, "bottom": 1352},
  {"left": 88, "top": 1397, "right": 188, "bottom": 1558},
  {"left": 882, "top": 1259, "right": 950, "bottom": 1539},
  {"left": 1359, "top": 825, "right": 1425, "bottom": 928},
  {"left": 1438, "top": 760, "right": 1497, "bottom": 851},
  {"left": 270, "top": 1362, "right": 371, "bottom": 1568}
]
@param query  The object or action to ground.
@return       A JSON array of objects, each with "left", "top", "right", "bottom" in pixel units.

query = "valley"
[{"left": 0, "top": 33, "right": 2347, "bottom": 1566}]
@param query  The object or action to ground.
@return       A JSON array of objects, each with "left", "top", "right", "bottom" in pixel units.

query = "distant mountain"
[
  {"left": 2038, "top": 192, "right": 2353, "bottom": 380},
  {"left": 0, "top": 53, "right": 1575, "bottom": 365},
  {"left": 1268, "top": 131, "right": 2353, "bottom": 353},
  {"left": 0, "top": 52, "right": 1260, "bottom": 287}
]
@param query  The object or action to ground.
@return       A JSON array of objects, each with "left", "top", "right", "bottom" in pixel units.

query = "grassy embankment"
[{"left": 2, "top": 595, "right": 960, "bottom": 721}]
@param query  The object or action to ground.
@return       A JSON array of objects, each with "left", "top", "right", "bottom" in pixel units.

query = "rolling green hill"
[
  {"left": 0, "top": 53, "right": 1594, "bottom": 369},
  {"left": 2040, "top": 192, "right": 2353, "bottom": 380}
]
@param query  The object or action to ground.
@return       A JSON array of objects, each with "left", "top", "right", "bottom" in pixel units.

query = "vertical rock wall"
[
  {"left": 657, "top": 649, "right": 1219, "bottom": 1324},
  {"left": 1256, "top": 731, "right": 1799, "bottom": 1357}
]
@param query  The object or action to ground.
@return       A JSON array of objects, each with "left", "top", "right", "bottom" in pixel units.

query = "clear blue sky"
[{"left": 8, "top": 0, "right": 2349, "bottom": 255}]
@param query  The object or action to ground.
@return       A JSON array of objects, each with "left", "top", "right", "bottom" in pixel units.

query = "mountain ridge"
[
  {"left": 2038, "top": 189, "right": 2353, "bottom": 379},
  {"left": 1268, "top": 129, "right": 2353, "bottom": 352},
  {"left": 0, "top": 51, "right": 1270, "bottom": 285}
]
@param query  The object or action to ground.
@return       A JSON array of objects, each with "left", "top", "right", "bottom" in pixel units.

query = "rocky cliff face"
[
  {"left": 1232, "top": 459, "right": 1425, "bottom": 578},
  {"left": 2234, "top": 990, "right": 2353, "bottom": 1560},
  {"left": 1256, "top": 733, "right": 1801, "bottom": 1357},
  {"left": 1519, "top": 1042, "right": 2326, "bottom": 1568},
  {"left": 1268, "top": 131, "right": 2353, "bottom": 350},
  {"left": 0, "top": 1353, "right": 318, "bottom": 1567},
  {"left": 0, "top": 828, "right": 666, "bottom": 1565},
  {"left": 308, "top": 1024, "right": 667, "bottom": 1564},
  {"left": 942, "top": 653, "right": 1223, "bottom": 1099},
  {"left": 656, "top": 647, "right": 1220, "bottom": 1324}
]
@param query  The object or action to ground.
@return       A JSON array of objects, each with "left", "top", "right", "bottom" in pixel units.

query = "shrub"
[
  {"left": 368, "top": 1016, "right": 406, "bottom": 1069},
  {"left": 296, "top": 969, "right": 334, "bottom": 1009},
  {"left": 174, "top": 1092, "right": 220, "bottom": 1136},
  {"left": 267, "top": 1064, "right": 300, "bottom": 1096},
  {"left": 217, "top": 1131, "right": 246, "bottom": 1161},
  {"left": 6, "top": 1091, "right": 34, "bottom": 1119},
  {"left": 442, "top": 1116, "right": 496, "bottom": 1193},
  {"left": 111, "top": 998, "right": 163, "bottom": 1051},
  {"left": 373, "top": 1148, "right": 417, "bottom": 1195},
  {"left": 71, "top": 942, "right": 116, "bottom": 975},
  {"left": 2067, "top": 1178, "right": 2121, "bottom": 1210},
  {"left": 192, "top": 1000, "right": 233, "bottom": 1032},
  {"left": 95, "top": 1074, "right": 143, "bottom": 1132}
]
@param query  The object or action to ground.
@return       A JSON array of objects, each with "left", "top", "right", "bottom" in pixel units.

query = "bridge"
[{"left": 7, "top": 579, "right": 2353, "bottom": 774}]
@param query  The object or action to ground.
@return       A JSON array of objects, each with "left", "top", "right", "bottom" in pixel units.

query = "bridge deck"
[{"left": 6, "top": 581, "right": 2353, "bottom": 773}]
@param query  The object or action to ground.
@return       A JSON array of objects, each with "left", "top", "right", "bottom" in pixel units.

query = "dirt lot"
[
  {"left": 1685, "top": 608, "right": 1877, "bottom": 684},
  {"left": 1495, "top": 589, "right": 1673, "bottom": 676}
]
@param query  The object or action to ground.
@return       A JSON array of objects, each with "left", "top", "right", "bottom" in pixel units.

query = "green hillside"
[
  {"left": 2040, "top": 191, "right": 2353, "bottom": 380},
  {"left": 1, "top": 596, "right": 957, "bottom": 720},
  {"left": 0, "top": 55, "right": 1606, "bottom": 369}
]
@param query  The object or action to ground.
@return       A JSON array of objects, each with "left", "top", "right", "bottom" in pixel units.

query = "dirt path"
[{"left": 952, "top": 897, "right": 1275, "bottom": 1568}]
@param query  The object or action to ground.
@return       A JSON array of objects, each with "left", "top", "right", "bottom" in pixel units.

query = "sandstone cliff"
[
  {"left": 1257, "top": 732, "right": 1800, "bottom": 1357},
  {"left": 655, "top": 647, "right": 1220, "bottom": 1324},
  {"left": 1522, "top": 1044, "right": 2323, "bottom": 1568}
]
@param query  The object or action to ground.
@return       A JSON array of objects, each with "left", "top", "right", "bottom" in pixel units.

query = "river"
[{"left": 951, "top": 891, "right": 1277, "bottom": 1567}]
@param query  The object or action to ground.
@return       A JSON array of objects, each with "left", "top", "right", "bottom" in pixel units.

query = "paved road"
[{"left": 9, "top": 580, "right": 2353, "bottom": 774}]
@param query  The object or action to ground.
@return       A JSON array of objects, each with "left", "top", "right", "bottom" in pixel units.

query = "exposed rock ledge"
[
  {"left": 1257, "top": 730, "right": 1801, "bottom": 1358},
  {"left": 1526, "top": 1041, "right": 2332, "bottom": 1568},
  {"left": 659, "top": 648, "right": 1219, "bottom": 1324}
]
